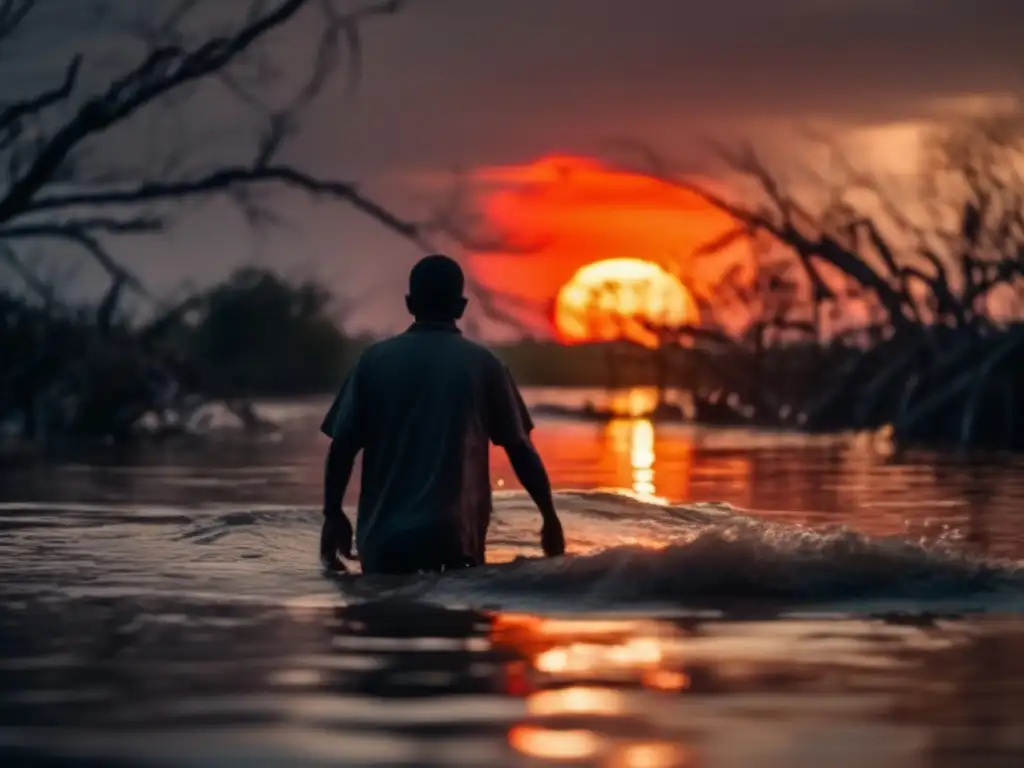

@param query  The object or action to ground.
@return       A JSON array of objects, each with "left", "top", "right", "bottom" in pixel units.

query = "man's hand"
[
  {"left": 541, "top": 515, "right": 565, "bottom": 557},
  {"left": 320, "top": 514, "right": 355, "bottom": 571}
]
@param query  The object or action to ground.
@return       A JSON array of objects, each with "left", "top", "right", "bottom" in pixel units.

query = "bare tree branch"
[
  {"left": 26, "top": 165, "right": 419, "bottom": 238},
  {"left": 0, "top": 56, "right": 82, "bottom": 151},
  {"left": 0, "top": 222, "right": 150, "bottom": 294},
  {"left": 0, "top": 0, "right": 317, "bottom": 223},
  {"left": 0, "top": 215, "right": 162, "bottom": 235},
  {"left": 0, "top": 0, "right": 33, "bottom": 42},
  {"left": 0, "top": 240, "right": 55, "bottom": 304}
]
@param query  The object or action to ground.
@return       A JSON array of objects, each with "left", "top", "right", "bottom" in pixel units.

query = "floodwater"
[{"left": 1, "top": 387, "right": 1023, "bottom": 766}]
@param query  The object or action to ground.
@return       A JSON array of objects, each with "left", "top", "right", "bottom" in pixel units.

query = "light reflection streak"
[
  {"left": 630, "top": 419, "right": 656, "bottom": 497},
  {"left": 535, "top": 637, "right": 664, "bottom": 675},
  {"left": 497, "top": 616, "right": 646, "bottom": 636},
  {"left": 603, "top": 387, "right": 667, "bottom": 499},
  {"left": 607, "top": 417, "right": 662, "bottom": 500},
  {"left": 597, "top": 385, "right": 705, "bottom": 501},
  {"left": 268, "top": 668, "right": 323, "bottom": 687},
  {"left": 641, "top": 668, "right": 690, "bottom": 692},
  {"left": 527, "top": 686, "right": 625, "bottom": 716},
  {"left": 508, "top": 725, "right": 604, "bottom": 761},
  {"left": 610, "top": 387, "right": 660, "bottom": 417},
  {"left": 494, "top": 614, "right": 697, "bottom": 760},
  {"left": 492, "top": 615, "right": 691, "bottom": 690},
  {"left": 613, "top": 741, "right": 694, "bottom": 768}
]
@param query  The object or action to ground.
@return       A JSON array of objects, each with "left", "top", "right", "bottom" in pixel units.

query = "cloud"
[{"left": 307, "top": 0, "right": 1023, "bottom": 176}]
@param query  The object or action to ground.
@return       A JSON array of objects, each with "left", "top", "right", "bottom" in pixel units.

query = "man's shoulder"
[
  {"left": 360, "top": 335, "right": 402, "bottom": 357},
  {"left": 354, "top": 333, "right": 420, "bottom": 364},
  {"left": 454, "top": 337, "right": 513, "bottom": 378},
  {"left": 380, "top": 329, "right": 502, "bottom": 359},
  {"left": 353, "top": 331, "right": 509, "bottom": 384},
  {"left": 456, "top": 334, "right": 504, "bottom": 360}
]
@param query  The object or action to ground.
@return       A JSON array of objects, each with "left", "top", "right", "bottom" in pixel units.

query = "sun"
[{"left": 554, "top": 258, "right": 698, "bottom": 347}]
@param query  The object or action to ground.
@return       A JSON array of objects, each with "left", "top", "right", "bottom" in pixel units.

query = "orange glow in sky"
[{"left": 468, "top": 155, "right": 744, "bottom": 338}]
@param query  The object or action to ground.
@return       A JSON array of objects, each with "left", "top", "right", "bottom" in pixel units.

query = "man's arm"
[
  {"left": 505, "top": 439, "right": 565, "bottom": 556},
  {"left": 319, "top": 364, "right": 364, "bottom": 570},
  {"left": 321, "top": 437, "right": 358, "bottom": 568},
  {"left": 486, "top": 359, "right": 565, "bottom": 557},
  {"left": 504, "top": 439, "right": 565, "bottom": 556}
]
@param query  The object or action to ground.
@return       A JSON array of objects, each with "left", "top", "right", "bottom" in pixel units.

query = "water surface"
[{"left": 2, "top": 389, "right": 1023, "bottom": 766}]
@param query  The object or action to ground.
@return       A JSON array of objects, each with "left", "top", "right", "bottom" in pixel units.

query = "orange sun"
[
  {"left": 467, "top": 155, "right": 749, "bottom": 340},
  {"left": 554, "top": 258, "right": 698, "bottom": 347}
]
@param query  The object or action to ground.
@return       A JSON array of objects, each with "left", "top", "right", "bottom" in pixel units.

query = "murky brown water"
[{"left": 1, "top": 388, "right": 1023, "bottom": 766}]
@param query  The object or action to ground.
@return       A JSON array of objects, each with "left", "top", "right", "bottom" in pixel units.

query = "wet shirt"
[{"left": 320, "top": 322, "right": 533, "bottom": 573}]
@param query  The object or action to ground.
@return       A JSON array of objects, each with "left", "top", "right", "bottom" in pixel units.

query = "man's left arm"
[{"left": 487, "top": 361, "right": 565, "bottom": 557}]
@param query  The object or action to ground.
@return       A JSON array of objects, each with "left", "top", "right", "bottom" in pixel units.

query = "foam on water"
[
  {"left": 333, "top": 496, "right": 1024, "bottom": 613},
  {"left": 467, "top": 525, "right": 1022, "bottom": 606},
  {"left": 3, "top": 491, "right": 1019, "bottom": 614}
]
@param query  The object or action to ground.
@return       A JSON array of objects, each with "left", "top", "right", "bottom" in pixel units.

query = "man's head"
[{"left": 405, "top": 254, "right": 468, "bottom": 321}]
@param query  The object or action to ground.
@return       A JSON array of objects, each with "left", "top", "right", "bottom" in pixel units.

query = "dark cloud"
[
  {"left": 305, "top": 0, "right": 1023, "bottom": 176},
  {"left": 9, "top": 0, "right": 1020, "bottom": 189}
]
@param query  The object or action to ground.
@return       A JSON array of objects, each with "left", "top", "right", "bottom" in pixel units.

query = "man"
[{"left": 319, "top": 254, "right": 565, "bottom": 574}]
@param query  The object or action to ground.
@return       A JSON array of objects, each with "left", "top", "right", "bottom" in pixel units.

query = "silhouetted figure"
[{"left": 319, "top": 254, "right": 565, "bottom": 574}]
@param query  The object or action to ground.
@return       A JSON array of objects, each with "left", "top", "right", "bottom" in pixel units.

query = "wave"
[
  {"left": 479, "top": 530, "right": 1017, "bottom": 604},
  {"left": 338, "top": 497, "right": 1024, "bottom": 611},
  {"left": 3, "top": 493, "right": 1022, "bottom": 613}
]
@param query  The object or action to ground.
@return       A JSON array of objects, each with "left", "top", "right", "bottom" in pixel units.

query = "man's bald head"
[{"left": 405, "top": 254, "right": 468, "bottom": 321}]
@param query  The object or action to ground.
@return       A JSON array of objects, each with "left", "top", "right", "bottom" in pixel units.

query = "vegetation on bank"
[
  {"left": 0, "top": 269, "right": 368, "bottom": 441},
  {"left": 611, "top": 109, "right": 1024, "bottom": 450},
  {"left": 5, "top": 236, "right": 1023, "bottom": 450}
]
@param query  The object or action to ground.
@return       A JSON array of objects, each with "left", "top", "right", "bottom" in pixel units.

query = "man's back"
[{"left": 320, "top": 322, "right": 532, "bottom": 573}]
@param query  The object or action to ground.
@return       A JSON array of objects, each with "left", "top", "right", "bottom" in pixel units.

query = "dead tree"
[
  {"left": 628, "top": 108, "right": 1024, "bottom": 447},
  {"left": 0, "top": 0, "right": 425, "bottom": 440},
  {"left": 0, "top": 1, "right": 417, "bottom": 278}
]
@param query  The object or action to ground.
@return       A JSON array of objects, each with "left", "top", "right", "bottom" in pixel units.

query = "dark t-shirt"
[{"left": 320, "top": 322, "right": 533, "bottom": 573}]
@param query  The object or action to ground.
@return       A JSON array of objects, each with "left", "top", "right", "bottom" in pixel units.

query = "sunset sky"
[
  {"left": 5, "top": 0, "right": 1023, "bottom": 338},
  {"left": 466, "top": 156, "right": 738, "bottom": 337}
]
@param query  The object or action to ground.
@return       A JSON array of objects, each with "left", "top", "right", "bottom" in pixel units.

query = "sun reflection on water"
[
  {"left": 508, "top": 726, "right": 604, "bottom": 761},
  {"left": 601, "top": 388, "right": 667, "bottom": 499},
  {"left": 630, "top": 419, "right": 656, "bottom": 497},
  {"left": 614, "top": 742, "right": 696, "bottom": 768},
  {"left": 535, "top": 636, "right": 665, "bottom": 675},
  {"left": 606, "top": 416, "right": 660, "bottom": 499},
  {"left": 609, "top": 387, "right": 660, "bottom": 417},
  {"left": 508, "top": 726, "right": 695, "bottom": 767},
  {"left": 491, "top": 613, "right": 692, "bottom": 692},
  {"left": 495, "top": 613, "right": 698, "bottom": 765},
  {"left": 527, "top": 686, "right": 626, "bottom": 716}
]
